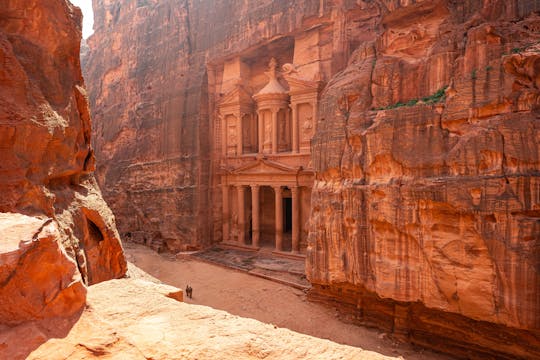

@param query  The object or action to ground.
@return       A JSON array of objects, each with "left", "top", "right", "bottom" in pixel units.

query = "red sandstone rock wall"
[
  {"left": 307, "top": 1, "right": 540, "bottom": 358},
  {"left": 83, "top": 0, "right": 539, "bottom": 357},
  {"left": 0, "top": 0, "right": 126, "bottom": 291},
  {"left": 83, "top": 0, "right": 326, "bottom": 251}
]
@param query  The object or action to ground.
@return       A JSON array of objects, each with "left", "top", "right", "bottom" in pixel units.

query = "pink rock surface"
[
  {"left": 0, "top": 0, "right": 126, "bottom": 287},
  {"left": 0, "top": 213, "right": 86, "bottom": 326},
  {"left": 83, "top": 0, "right": 539, "bottom": 357},
  {"left": 1, "top": 277, "right": 398, "bottom": 360}
]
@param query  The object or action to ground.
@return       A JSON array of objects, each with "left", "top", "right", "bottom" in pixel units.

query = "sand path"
[{"left": 125, "top": 243, "right": 453, "bottom": 360}]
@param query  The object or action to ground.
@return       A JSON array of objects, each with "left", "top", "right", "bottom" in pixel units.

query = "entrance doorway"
[
  {"left": 283, "top": 197, "right": 292, "bottom": 232},
  {"left": 282, "top": 190, "right": 292, "bottom": 251}
]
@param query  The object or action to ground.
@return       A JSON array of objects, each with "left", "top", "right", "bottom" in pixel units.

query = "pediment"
[
  {"left": 219, "top": 84, "right": 253, "bottom": 107},
  {"left": 284, "top": 75, "right": 322, "bottom": 93},
  {"left": 230, "top": 159, "right": 298, "bottom": 175}
]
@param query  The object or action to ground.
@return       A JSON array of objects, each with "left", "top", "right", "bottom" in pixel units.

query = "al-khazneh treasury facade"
[{"left": 209, "top": 32, "right": 327, "bottom": 256}]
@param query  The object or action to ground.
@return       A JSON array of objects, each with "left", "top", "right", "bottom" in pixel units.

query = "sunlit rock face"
[
  {"left": 83, "top": 0, "right": 330, "bottom": 253},
  {"left": 0, "top": 213, "right": 87, "bottom": 326},
  {"left": 83, "top": 0, "right": 539, "bottom": 357},
  {"left": 307, "top": 1, "right": 540, "bottom": 358},
  {"left": 0, "top": 0, "right": 126, "bottom": 313}
]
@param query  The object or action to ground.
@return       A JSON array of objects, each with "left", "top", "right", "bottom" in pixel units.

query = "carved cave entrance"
[{"left": 214, "top": 33, "right": 319, "bottom": 256}]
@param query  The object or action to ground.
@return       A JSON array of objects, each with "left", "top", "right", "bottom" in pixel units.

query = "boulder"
[{"left": 0, "top": 213, "right": 86, "bottom": 326}]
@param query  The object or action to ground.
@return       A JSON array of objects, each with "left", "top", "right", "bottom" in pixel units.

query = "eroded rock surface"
[
  {"left": 0, "top": 0, "right": 126, "bottom": 289},
  {"left": 0, "top": 277, "right": 397, "bottom": 360},
  {"left": 83, "top": 0, "right": 328, "bottom": 252},
  {"left": 0, "top": 213, "right": 86, "bottom": 326},
  {"left": 83, "top": 0, "right": 539, "bottom": 358},
  {"left": 307, "top": 1, "right": 540, "bottom": 358}
]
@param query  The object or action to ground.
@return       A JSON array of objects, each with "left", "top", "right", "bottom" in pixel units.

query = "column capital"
[
  {"left": 291, "top": 185, "right": 299, "bottom": 194},
  {"left": 250, "top": 184, "right": 260, "bottom": 190},
  {"left": 272, "top": 185, "right": 282, "bottom": 192}
]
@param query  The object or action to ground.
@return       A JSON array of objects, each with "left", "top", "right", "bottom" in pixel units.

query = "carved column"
[
  {"left": 274, "top": 185, "right": 283, "bottom": 251},
  {"left": 272, "top": 108, "right": 278, "bottom": 154},
  {"left": 251, "top": 184, "right": 260, "bottom": 248},
  {"left": 291, "top": 103, "right": 299, "bottom": 153},
  {"left": 237, "top": 113, "right": 243, "bottom": 155},
  {"left": 291, "top": 186, "right": 300, "bottom": 253},
  {"left": 237, "top": 185, "right": 245, "bottom": 245},
  {"left": 222, "top": 184, "right": 229, "bottom": 243},
  {"left": 257, "top": 111, "right": 264, "bottom": 153},
  {"left": 221, "top": 115, "right": 227, "bottom": 156}
]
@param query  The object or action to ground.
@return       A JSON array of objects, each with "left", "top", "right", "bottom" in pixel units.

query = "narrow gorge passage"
[{"left": 125, "top": 244, "right": 453, "bottom": 360}]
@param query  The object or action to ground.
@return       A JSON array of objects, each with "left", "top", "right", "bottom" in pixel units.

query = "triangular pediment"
[
  {"left": 219, "top": 84, "right": 253, "bottom": 107},
  {"left": 230, "top": 159, "right": 298, "bottom": 175}
]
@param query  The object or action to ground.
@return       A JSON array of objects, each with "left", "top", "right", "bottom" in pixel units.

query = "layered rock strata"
[
  {"left": 307, "top": 1, "right": 540, "bottom": 359},
  {"left": 83, "top": 0, "right": 330, "bottom": 252},
  {"left": 84, "top": 0, "right": 539, "bottom": 358},
  {"left": 0, "top": 0, "right": 127, "bottom": 325}
]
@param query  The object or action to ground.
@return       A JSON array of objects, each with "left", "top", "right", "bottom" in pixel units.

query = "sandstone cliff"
[
  {"left": 83, "top": 0, "right": 327, "bottom": 252},
  {"left": 307, "top": 1, "right": 540, "bottom": 358},
  {"left": 0, "top": 0, "right": 126, "bottom": 325},
  {"left": 83, "top": 0, "right": 539, "bottom": 358}
]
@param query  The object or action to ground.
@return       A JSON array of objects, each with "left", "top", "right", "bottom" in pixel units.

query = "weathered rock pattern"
[
  {"left": 0, "top": 213, "right": 86, "bottom": 326},
  {"left": 83, "top": 0, "right": 330, "bottom": 252},
  {"left": 0, "top": 0, "right": 127, "bottom": 324},
  {"left": 307, "top": 1, "right": 540, "bottom": 358},
  {"left": 0, "top": 277, "right": 397, "bottom": 360},
  {"left": 83, "top": 0, "right": 540, "bottom": 358}
]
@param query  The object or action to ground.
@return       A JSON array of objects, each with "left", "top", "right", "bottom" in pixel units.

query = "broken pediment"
[{"left": 283, "top": 74, "right": 322, "bottom": 96}]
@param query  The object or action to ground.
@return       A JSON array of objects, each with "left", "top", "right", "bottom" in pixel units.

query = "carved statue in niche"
[
  {"left": 279, "top": 117, "right": 286, "bottom": 143},
  {"left": 302, "top": 116, "right": 313, "bottom": 136},
  {"left": 228, "top": 125, "right": 237, "bottom": 145},
  {"left": 242, "top": 114, "right": 251, "bottom": 148}
]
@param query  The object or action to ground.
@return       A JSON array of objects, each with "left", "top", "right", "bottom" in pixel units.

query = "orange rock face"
[
  {"left": 83, "top": 0, "right": 328, "bottom": 252},
  {"left": 83, "top": 0, "right": 539, "bottom": 358},
  {"left": 0, "top": 0, "right": 126, "bottom": 324},
  {"left": 307, "top": 1, "right": 540, "bottom": 358},
  {"left": 0, "top": 213, "right": 86, "bottom": 326}
]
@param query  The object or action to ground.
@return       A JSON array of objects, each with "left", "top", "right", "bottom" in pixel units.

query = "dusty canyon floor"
[{"left": 125, "top": 243, "right": 454, "bottom": 360}]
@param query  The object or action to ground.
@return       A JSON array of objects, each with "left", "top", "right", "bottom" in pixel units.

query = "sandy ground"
[{"left": 125, "top": 243, "right": 454, "bottom": 360}]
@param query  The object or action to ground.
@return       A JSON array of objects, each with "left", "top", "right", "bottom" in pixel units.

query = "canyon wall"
[
  {"left": 83, "top": 0, "right": 539, "bottom": 358},
  {"left": 83, "top": 0, "right": 331, "bottom": 252},
  {"left": 0, "top": 0, "right": 126, "bottom": 324},
  {"left": 307, "top": 0, "right": 540, "bottom": 358}
]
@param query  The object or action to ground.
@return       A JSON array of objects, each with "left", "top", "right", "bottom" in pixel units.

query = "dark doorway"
[
  {"left": 283, "top": 197, "right": 292, "bottom": 232},
  {"left": 283, "top": 196, "right": 292, "bottom": 251}
]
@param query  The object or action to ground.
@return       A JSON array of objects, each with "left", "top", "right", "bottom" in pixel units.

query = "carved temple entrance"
[
  {"left": 220, "top": 159, "right": 312, "bottom": 255},
  {"left": 211, "top": 33, "right": 324, "bottom": 256}
]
